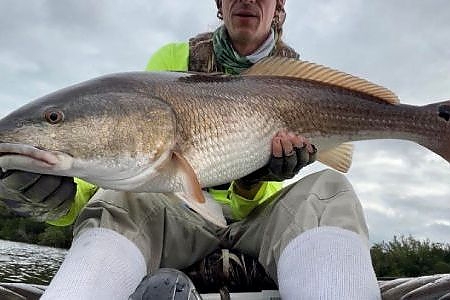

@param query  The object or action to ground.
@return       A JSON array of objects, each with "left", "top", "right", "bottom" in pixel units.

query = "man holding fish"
[{"left": 0, "top": 0, "right": 385, "bottom": 299}]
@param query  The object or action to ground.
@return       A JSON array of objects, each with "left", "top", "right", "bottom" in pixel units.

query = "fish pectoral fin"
[
  {"left": 172, "top": 151, "right": 205, "bottom": 203},
  {"left": 173, "top": 192, "right": 227, "bottom": 228},
  {"left": 317, "top": 143, "right": 354, "bottom": 173},
  {"left": 243, "top": 57, "right": 400, "bottom": 105}
]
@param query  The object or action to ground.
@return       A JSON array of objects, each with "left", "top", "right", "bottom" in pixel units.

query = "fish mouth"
[{"left": 0, "top": 143, "right": 73, "bottom": 174}]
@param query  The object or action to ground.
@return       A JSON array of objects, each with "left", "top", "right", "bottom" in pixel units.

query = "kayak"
[{"left": 1, "top": 274, "right": 450, "bottom": 300}]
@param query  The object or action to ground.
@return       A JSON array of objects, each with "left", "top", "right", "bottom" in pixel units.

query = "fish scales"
[
  {"left": 152, "top": 76, "right": 283, "bottom": 186},
  {"left": 147, "top": 74, "right": 447, "bottom": 187}
]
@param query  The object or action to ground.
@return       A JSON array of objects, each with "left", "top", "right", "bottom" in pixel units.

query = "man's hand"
[
  {"left": 234, "top": 130, "right": 316, "bottom": 198},
  {"left": 270, "top": 130, "right": 316, "bottom": 179},
  {"left": 0, "top": 170, "right": 76, "bottom": 221}
]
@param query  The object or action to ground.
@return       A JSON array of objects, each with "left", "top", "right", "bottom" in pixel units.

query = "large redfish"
[{"left": 0, "top": 57, "right": 448, "bottom": 225}]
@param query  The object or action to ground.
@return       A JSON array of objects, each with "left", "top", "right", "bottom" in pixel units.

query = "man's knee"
[
  {"left": 274, "top": 169, "right": 367, "bottom": 236},
  {"left": 301, "top": 169, "right": 354, "bottom": 201},
  {"left": 73, "top": 190, "right": 169, "bottom": 239}
]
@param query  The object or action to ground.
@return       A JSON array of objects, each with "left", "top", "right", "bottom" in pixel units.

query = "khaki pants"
[{"left": 74, "top": 169, "right": 369, "bottom": 282}]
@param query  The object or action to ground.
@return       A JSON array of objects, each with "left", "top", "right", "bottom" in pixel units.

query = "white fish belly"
[{"left": 185, "top": 119, "right": 279, "bottom": 187}]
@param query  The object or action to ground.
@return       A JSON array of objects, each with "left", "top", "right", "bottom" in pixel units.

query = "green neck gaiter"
[{"left": 212, "top": 26, "right": 254, "bottom": 75}]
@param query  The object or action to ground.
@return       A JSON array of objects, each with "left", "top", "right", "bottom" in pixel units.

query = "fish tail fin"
[{"left": 419, "top": 100, "right": 450, "bottom": 162}]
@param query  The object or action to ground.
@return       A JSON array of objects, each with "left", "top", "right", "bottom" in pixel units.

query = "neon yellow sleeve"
[
  {"left": 47, "top": 178, "right": 98, "bottom": 226},
  {"left": 209, "top": 181, "right": 283, "bottom": 220},
  {"left": 145, "top": 42, "right": 189, "bottom": 72}
]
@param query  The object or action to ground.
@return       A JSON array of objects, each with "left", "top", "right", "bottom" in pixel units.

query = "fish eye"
[{"left": 44, "top": 109, "right": 64, "bottom": 124}]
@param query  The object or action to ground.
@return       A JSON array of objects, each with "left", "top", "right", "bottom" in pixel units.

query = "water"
[{"left": 0, "top": 239, "right": 66, "bottom": 285}]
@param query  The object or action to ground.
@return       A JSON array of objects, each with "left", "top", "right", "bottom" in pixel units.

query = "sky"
[{"left": 0, "top": 0, "right": 449, "bottom": 244}]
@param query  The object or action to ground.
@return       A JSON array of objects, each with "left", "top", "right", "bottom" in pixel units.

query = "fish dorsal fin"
[
  {"left": 243, "top": 57, "right": 400, "bottom": 105},
  {"left": 317, "top": 143, "right": 354, "bottom": 173},
  {"left": 172, "top": 151, "right": 205, "bottom": 203}
]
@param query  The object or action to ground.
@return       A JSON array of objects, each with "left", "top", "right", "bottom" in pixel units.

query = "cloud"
[
  {"left": 348, "top": 140, "right": 450, "bottom": 244},
  {"left": 285, "top": 0, "right": 450, "bottom": 104},
  {"left": 0, "top": 0, "right": 218, "bottom": 115}
]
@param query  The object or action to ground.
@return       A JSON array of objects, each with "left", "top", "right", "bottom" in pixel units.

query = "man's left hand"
[{"left": 237, "top": 130, "right": 317, "bottom": 187}]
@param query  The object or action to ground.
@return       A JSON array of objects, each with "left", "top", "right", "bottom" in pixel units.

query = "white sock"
[
  {"left": 277, "top": 226, "right": 381, "bottom": 300},
  {"left": 41, "top": 228, "right": 147, "bottom": 300}
]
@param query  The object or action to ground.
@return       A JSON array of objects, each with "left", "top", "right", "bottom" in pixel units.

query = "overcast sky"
[{"left": 0, "top": 0, "right": 449, "bottom": 245}]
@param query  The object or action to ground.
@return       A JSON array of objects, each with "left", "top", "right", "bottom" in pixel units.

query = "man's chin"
[
  {"left": 228, "top": 20, "right": 259, "bottom": 36},
  {"left": 234, "top": 30, "right": 255, "bottom": 40},
  {"left": 228, "top": 29, "right": 267, "bottom": 55},
  {"left": 229, "top": 28, "right": 259, "bottom": 42}
]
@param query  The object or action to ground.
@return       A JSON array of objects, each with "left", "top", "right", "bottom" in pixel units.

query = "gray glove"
[
  {"left": 0, "top": 170, "right": 76, "bottom": 222},
  {"left": 238, "top": 145, "right": 317, "bottom": 187}
]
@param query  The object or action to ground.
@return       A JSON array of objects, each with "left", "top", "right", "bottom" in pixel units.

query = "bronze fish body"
[{"left": 0, "top": 57, "right": 448, "bottom": 220}]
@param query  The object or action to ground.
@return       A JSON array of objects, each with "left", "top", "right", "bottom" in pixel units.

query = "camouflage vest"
[{"left": 188, "top": 32, "right": 300, "bottom": 73}]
